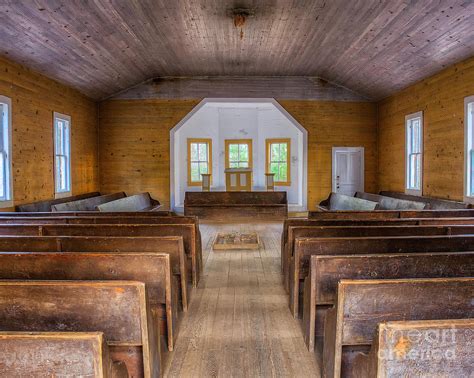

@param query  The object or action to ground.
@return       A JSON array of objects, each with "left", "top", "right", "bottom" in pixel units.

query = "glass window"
[
  {"left": 54, "top": 112, "right": 71, "bottom": 195},
  {"left": 225, "top": 139, "right": 252, "bottom": 168},
  {"left": 405, "top": 112, "right": 423, "bottom": 194},
  {"left": 465, "top": 97, "right": 474, "bottom": 199},
  {"left": 266, "top": 139, "right": 291, "bottom": 185},
  {"left": 0, "top": 95, "right": 12, "bottom": 204},
  {"left": 187, "top": 139, "right": 212, "bottom": 185}
]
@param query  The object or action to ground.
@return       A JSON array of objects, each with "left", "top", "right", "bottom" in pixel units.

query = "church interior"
[{"left": 0, "top": 1, "right": 473, "bottom": 377}]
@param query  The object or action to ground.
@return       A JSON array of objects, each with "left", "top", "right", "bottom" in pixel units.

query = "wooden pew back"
[
  {"left": 15, "top": 192, "right": 100, "bottom": 212},
  {"left": 323, "top": 278, "right": 474, "bottom": 378},
  {"left": 51, "top": 192, "right": 126, "bottom": 212},
  {"left": 355, "top": 192, "right": 428, "bottom": 210},
  {"left": 359, "top": 319, "right": 474, "bottom": 377},
  {"left": 97, "top": 193, "right": 161, "bottom": 212},
  {"left": 0, "top": 251, "right": 177, "bottom": 351},
  {"left": 318, "top": 193, "right": 379, "bottom": 211},
  {"left": 0, "top": 280, "right": 160, "bottom": 378},
  {"left": 290, "top": 234, "right": 474, "bottom": 317},
  {"left": 0, "top": 332, "right": 128, "bottom": 377},
  {"left": 302, "top": 251, "right": 474, "bottom": 351},
  {"left": 380, "top": 191, "right": 471, "bottom": 209}
]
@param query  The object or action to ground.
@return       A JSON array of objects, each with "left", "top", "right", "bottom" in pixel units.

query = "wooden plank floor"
[{"left": 163, "top": 221, "right": 321, "bottom": 377}]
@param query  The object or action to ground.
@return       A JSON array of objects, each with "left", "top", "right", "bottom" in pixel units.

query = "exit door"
[{"left": 332, "top": 147, "right": 364, "bottom": 196}]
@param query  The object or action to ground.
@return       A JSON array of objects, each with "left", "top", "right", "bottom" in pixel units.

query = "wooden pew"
[
  {"left": 97, "top": 192, "right": 161, "bottom": 212},
  {"left": 290, "top": 234, "right": 474, "bottom": 317},
  {"left": 0, "top": 280, "right": 161, "bottom": 378},
  {"left": 15, "top": 192, "right": 101, "bottom": 212},
  {"left": 0, "top": 223, "right": 201, "bottom": 288},
  {"left": 0, "top": 252, "right": 178, "bottom": 352},
  {"left": 354, "top": 192, "right": 429, "bottom": 210},
  {"left": 184, "top": 191, "right": 288, "bottom": 221},
  {"left": 352, "top": 319, "right": 474, "bottom": 377},
  {"left": 0, "top": 211, "right": 173, "bottom": 216},
  {"left": 302, "top": 251, "right": 474, "bottom": 351},
  {"left": 322, "top": 278, "right": 474, "bottom": 378},
  {"left": 283, "top": 224, "right": 474, "bottom": 290},
  {"left": 0, "top": 331, "right": 128, "bottom": 377},
  {"left": 51, "top": 192, "right": 126, "bottom": 212},
  {"left": 0, "top": 235, "right": 187, "bottom": 322},
  {"left": 380, "top": 190, "right": 471, "bottom": 209},
  {"left": 307, "top": 209, "right": 474, "bottom": 219},
  {"left": 281, "top": 217, "right": 474, "bottom": 272},
  {"left": 318, "top": 193, "right": 379, "bottom": 211}
]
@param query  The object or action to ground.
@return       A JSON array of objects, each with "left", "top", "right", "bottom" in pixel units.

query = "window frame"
[
  {"left": 464, "top": 95, "right": 474, "bottom": 203},
  {"left": 187, "top": 138, "right": 212, "bottom": 187},
  {"left": 53, "top": 112, "right": 72, "bottom": 198},
  {"left": 265, "top": 138, "right": 291, "bottom": 186},
  {"left": 224, "top": 139, "right": 253, "bottom": 169},
  {"left": 405, "top": 111, "right": 423, "bottom": 196},
  {"left": 0, "top": 95, "right": 13, "bottom": 207}
]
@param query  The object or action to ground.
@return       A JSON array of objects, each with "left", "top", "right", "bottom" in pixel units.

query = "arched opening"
[{"left": 170, "top": 98, "right": 308, "bottom": 212}]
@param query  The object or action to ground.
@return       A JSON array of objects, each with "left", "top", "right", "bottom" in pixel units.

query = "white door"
[{"left": 332, "top": 147, "right": 364, "bottom": 196}]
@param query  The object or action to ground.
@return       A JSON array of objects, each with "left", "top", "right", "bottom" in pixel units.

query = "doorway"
[{"left": 332, "top": 147, "right": 364, "bottom": 196}]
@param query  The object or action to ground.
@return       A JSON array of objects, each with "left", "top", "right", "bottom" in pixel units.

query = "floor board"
[{"left": 164, "top": 221, "right": 321, "bottom": 377}]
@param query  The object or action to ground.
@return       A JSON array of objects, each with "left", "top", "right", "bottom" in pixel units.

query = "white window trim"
[
  {"left": 0, "top": 95, "right": 13, "bottom": 208},
  {"left": 53, "top": 112, "right": 72, "bottom": 199},
  {"left": 405, "top": 111, "right": 423, "bottom": 196},
  {"left": 464, "top": 95, "right": 474, "bottom": 204}
]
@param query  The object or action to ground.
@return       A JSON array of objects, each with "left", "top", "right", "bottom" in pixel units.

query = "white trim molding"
[
  {"left": 0, "top": 95, "right": 13, "bottom": 208},
  {"left": 405, "top": 111, "right": 423, "bottom": 196},
  {"left": 464, "top": 95, "right": 474, "bottom": 204}
]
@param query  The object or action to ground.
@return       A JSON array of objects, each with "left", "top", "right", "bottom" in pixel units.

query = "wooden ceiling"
[{"left": 1, "top": 0, "right": 473, "bottom": 100}]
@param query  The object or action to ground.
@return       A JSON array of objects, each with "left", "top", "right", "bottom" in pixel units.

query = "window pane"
[
  {"left": 279, "top": 163, "right": 288, "bottom": 182},
  {"left": 0, "top": 153, "right": 4, "bottom": 199},
  {"left": 280, "top": 143, "right": 287, "bottom": 161},
  {"left": 190, "top": 143, "right": 198, "bottom": 161},
  {"left": 271, "top": 143, "right": 279, "bottom": 162},
  {"left": 199, "top": 162, "right": 208, "bottom": 175},
  {"left": 0, "top": 103, "right": 4, "bottom": 153},
  {"left": 471, "top": 150, "right": 474, "bottom": 196},
  {"left": 229, "top": 144, "right": 239, "bottom": 162},
  {"left": 191, "top": 162, "right": 200, "bottom": 182},
  {"left": 238, "top": 161, "right": 248, "bottom": 168},
  {"left": 270, "top": 162, "right": 279, "bottom": 176},
  {"left": 239, "top": 144, "right": 249, "bottom": 161},
  {"left": 198, "top": 143, "right": 207, "bottom": 162}
]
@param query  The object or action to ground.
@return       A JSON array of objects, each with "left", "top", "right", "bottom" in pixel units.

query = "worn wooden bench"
[
  {"left": 354, "top": 192, "right": 429, "bottom": 210},
  {"left": 97, "top": 193, "right": 161, "bottom": 212},
  {"left": 290, "top": 234, "right": 474, "bottom": 317},
  {"left": 322, "top": 278, "right": 474, "bottom": 378},
  {"left": 0, "top": 251, "right": 179, "bottom": 351},
  {"left": 302, "top": 251, "right": 474, "bottom": 351},
  {"left": 352, "top": 319, "right": 474, "bottom": 377},
  {"left": 0, "top": 210, "right": 173, "bottom": 217},
  {"left": 318, "top": 193, "right": 379, "bottom": 211},
  {"left": 51, "top": 192, "right": 126, "bottom": 212},
  {"left": 380, "top": 190, "right": 471, "bottom": 209},
  {"left": 184, "top": 191, "right": 288, "bottom": 221},
  {"left": 0, "top": 223, "right": 201, "bottom": 288},
  {"left": 0, "top": 331, "right": 128, "bottom": 377},
  {"left": 0, "top": 280, "right": 161, "bottom": 378},
  {"left": 307, "top": 209, "right": 474, "bottom": 219},
  {"left": 282, "top": 217, "right": 474, "bottom": 272},
  {"left": 15, "top": 192, "right": 101, "bottom": 212},
  {"left": 283, "top": 224, "right": 474, "bottom": 291},
  {"left": 0, "top": 235, "right": 187, "bottom": 314}
]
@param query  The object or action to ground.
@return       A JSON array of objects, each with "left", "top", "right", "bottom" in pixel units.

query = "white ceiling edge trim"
[{"left": 170, "top": 98, "right": 309, "bottom": 212}]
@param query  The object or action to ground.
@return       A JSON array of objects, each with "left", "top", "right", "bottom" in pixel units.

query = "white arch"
[{"left": 170, "top": 98, "right": 308, "bottom": 212}]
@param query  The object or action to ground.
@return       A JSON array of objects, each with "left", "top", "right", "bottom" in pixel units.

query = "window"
[
  {"left": 54, "top": 112, "right": 71, "bottom": 197},
  {"left": 225, "top": 139, "right": 252, "bottom": 168},
  {"left": 0, "top": 95, "right": 12, "bottom": 206},
  {"left": 405, "top": 111, "right": 423, "bottom": 195},
  {"left": 465, "top": 96, "right": 474, "bottom": 201},
  {"left": 187, "top": 138, "right": 212, "bottom": 186},
  {"left": 266, "top": 138, "right": 291, "bottom": 186}
]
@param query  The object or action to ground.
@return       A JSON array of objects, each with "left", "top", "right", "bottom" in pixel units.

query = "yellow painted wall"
[
  {"left": 377, "top": 56, "right": 474, "bottom": 200},
  {"left": 0, "top": 57, "right": 99, "bottom": 209},
  {"left": 99, "top": 99, "right": 377, "bottom": 210}
]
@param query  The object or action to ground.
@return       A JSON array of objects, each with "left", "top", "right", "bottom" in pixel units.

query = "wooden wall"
[
  {"left": 378, "top": 56, "right": 474, "bottom": 200},
  {"left": 0, "top": 57, "right": 99, "bottom": 209},
  {"left": 99, "top": 99, "right": 377, "bottom": 210}
]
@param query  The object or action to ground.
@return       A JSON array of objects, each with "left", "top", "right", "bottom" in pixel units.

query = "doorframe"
[{"left": 331, "top": 147, "right": 365, "bottom": 193}]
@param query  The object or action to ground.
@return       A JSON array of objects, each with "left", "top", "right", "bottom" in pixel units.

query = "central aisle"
[{"left": 164, "top": 222, "right": 321, "bottom": 377}]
